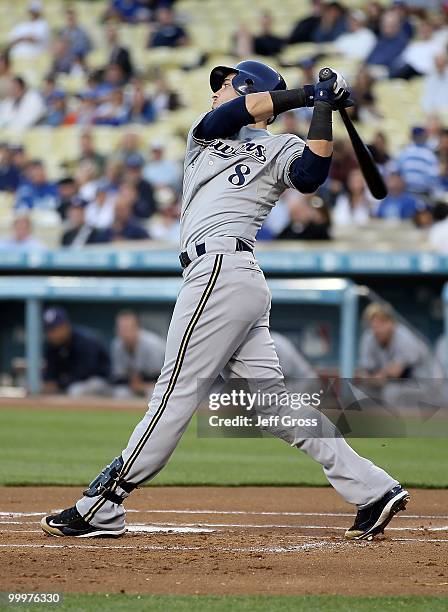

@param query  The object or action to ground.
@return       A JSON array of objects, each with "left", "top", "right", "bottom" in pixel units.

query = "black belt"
[{"left": 179, "top": 239, "right": 253, "bottom": 269}]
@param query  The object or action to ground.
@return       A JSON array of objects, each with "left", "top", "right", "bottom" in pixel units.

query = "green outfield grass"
[
  {"left": 0, "top": 408, "right": 446, "bottom": 487},
  {"left": 4, "top": 594, "right": 447, "bottom": 612}
]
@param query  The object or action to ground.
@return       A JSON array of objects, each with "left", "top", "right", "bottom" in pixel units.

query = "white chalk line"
[{"left": 3, "top": 509, "right": 448, "bottom": 520}]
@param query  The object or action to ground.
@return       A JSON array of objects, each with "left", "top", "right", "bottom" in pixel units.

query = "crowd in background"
[{"left": 1, "top": 0, "right": 448, "bottom": 252}]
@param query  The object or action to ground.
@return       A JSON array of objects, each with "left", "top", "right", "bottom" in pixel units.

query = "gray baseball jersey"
[{"left": 180, "top": 115, "right": 306, "bottom": 249}]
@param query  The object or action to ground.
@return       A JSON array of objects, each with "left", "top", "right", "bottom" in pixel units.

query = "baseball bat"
[{"left": 318, "top": 67, "right": 388, "bottom": 200}]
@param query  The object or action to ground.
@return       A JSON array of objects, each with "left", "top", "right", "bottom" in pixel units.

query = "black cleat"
[
  {"left": 40, "top": 506, "right": 125, "bottom": 538},
  {"left": 345, "top": 485, "right": 410, "bottom": 541}
]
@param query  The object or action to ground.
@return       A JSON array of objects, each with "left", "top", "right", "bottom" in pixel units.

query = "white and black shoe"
[
  {"left": 40, "top": 506, "right": 125, "bottom": 538},
  {"left": 345, "top": 485, "right": 410, "bottom": 541}
]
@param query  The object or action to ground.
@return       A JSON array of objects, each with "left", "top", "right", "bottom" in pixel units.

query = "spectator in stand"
[
  {"left": 105, "top": 22, "right": 134, "bottom": 81},
  {"left": 334, "top": 10, "right": 376, "bottom": 61},
  {"left": 78, "top": 131, "right": 106, "bottom": 172},
  {"left": 0, "top": 76, "right": 46, "bottom": 130},
  {"left": 148, "top": 7, "right": 188, "bottom": 48},
  {"left": 104, "top": 0, "right": 151, "bottom": 24},
  {"left": 96, "top": 194, "right": 150, "bottom": 242},
  {"left": 368, "top": 131, "right": 391, "bottom": 169},
  {"left": 359, "top": 303, "right": 434, "bottom": 380},
  {"left": 0, "top": 214, "right": 45, "bottom": 253},
  {"left": 112, "top": 131, "right": 141, "bottom": 165},
  {"left": 428, "top": 202, "right": 448, "bottom": 253},
  {"left": 127, "top": 76, "right": 156, "bottom": 123},
  {"left": 15, "top": 160, "right": 58, "bottom": 212},
  {"left": 0, "top": 143, "right": 21, "bottom": 192},
  {"left": 277, "top": 193, "right": 331, "bottom": 240},
  {"left": 288, "top": 0, "right": 322, "bottom": 44},
  {"left": 111, "top": 310, "right": 166, "bottom": 398},
  {"left": 422, "top": 53, "right": 448, "bottom": 114},
  {"left": 333, "top": 168, "right": 373, "bottom": 227},
  {"left": 374, "top": 171, "right": 424, "bottom": 220},
  {"left": 0, "top": 51, "right": 12, "bottom": 100},
  {"left": 391, "top": 20, "right": 444, "bottom": 80},
  {"left": 85, "top": 179, "right": 116, "bottom": 230},
  {"left": 7, "top": 0, "right": 50, "bottom": 59},
  {"left": 101, "top": 63, "right": 127, "bottom": 92},
  {"left": 253, "top": 11, "right": 284, "bottom": 57},
  {"left": 94, "top": 88, "right": 130, "bottom": 126},
  {"left": 76, "top": 159, "right": 101, "bottom": 202},
  {"left": 122, "top": 153, "right": 157, "bottom": 218},
  {"left": 325, "top": 138, "right": 358, "bottom": 204},
  {"left": 60, "top": 6, "right": 92, "bottom": 59},
  {"left": 49, "top": 36, "right": 79, "bottom": 77},
  {"left": 389, "top": 0, "right": 413, "bottom": 41},
  {"left": 365, "top": 1, "right": 383, "bottom": 36},
  {"left": 311, "top": 1, "right": 346, "bottom": 43},
  {"left": 42, "top": 90, "right": 68, "bottom": 127},
  {"left": 143, "top": 141, "right": 182, "bottom": 192},
  {"left": 366, "top": 10, "right": 410, "bottom": 73},
  {"left": 61, "top": 197, "right": 102, "bottom": 247},
  {"left": 9, "top": 144, "right": 27, "bottom": 176},
  {"left": 73, "top": 91, "right": 99, "bottom": 126},
  {"left": 147, "top": 186, "right": 181, "bottom": 243},
  {"left": 104, "top": 158, "right": 124, "bottom": 192},
  {"left": 349, "top": 67, "right": 381, "bottom": 123},
  {"left": 56, "top": 177, "right": 79, "bottom": 220},
  {"left": 397, "top": 126, "right": 440, "bottom": 196},
  {"left": 42, "top": 307, "right": 111, "bottom": 396},
  {"left": 151, "top": 74, "right": 182, "bottom": 115}
]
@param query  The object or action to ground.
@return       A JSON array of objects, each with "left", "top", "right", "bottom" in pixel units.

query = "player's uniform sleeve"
[
  {"left": 274, "top": 135, "right": 307, "bottom": 190},
  {"left": 275, "top": 136, "right": 332, "bottom": 194}
]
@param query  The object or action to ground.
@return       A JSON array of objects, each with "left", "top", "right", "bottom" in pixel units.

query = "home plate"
[{"left": 127, "top": 525, "right": 216, "bottom": 534}]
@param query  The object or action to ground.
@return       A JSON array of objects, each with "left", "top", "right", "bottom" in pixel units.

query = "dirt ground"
[{"left": 1, "top": 486, "right": 447, "bottom": 596}]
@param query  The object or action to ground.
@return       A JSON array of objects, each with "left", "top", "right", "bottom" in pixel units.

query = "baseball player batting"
[{"left": 41, "top": 61, "right": 409, "bottom": 541}]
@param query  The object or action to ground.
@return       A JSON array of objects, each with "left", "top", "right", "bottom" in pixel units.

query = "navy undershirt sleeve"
[
  {"left": 289, "top": 146, "right": 332, "bottom": 193},
  {"left": 193, "top": 97, "right": 255, "bottom": 141}
]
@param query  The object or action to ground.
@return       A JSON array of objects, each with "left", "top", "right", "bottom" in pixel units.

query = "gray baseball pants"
[{"left": 77, "top": 243, "right": 397, "bottom": 529}]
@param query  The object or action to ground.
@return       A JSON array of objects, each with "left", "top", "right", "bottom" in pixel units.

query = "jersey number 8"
[{"left": 228, "top": 164, "right": 251, "bottom": 186}]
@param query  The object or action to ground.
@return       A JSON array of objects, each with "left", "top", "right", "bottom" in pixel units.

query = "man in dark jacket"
[{"left": 43, "top": 307, "right": 111, "bottom": 396}]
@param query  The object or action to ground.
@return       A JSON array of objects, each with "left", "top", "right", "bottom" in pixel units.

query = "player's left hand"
[{"left": 315, "top": 68, "right": 351, "bottom": 110}]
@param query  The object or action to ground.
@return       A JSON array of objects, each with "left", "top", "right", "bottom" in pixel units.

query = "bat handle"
[{"left": 318, "top": 67, "right": 335, "bottom": 82}]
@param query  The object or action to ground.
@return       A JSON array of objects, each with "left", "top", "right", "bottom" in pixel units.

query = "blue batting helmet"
[{"left": 210, "top": 60, "right": 287, "bottom": 95}]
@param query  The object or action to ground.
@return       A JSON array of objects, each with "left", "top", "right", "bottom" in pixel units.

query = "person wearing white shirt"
[
  {"left": 142, "top": 141, "right": 182, "bottom": 192},
  {"left": 0, "top": 76, "right": 46, "bottom": 131},
  {"left": 8, "top": 0, "right": 50, "bottom": 59},
  {"left": 0, "top": 215, "right": 45, "bottom": 254},
  {"left": 85, "top": 181, "right": 116, "bottom": 230},
  {"left": 391, "top": 21, "right": 445, "bottom": 79},
  {"left": 334, "top": 10, "right": 376, "bottom": 61},
  {"left": 422, "top": 53, "right": 448, "bottom": 113}
]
